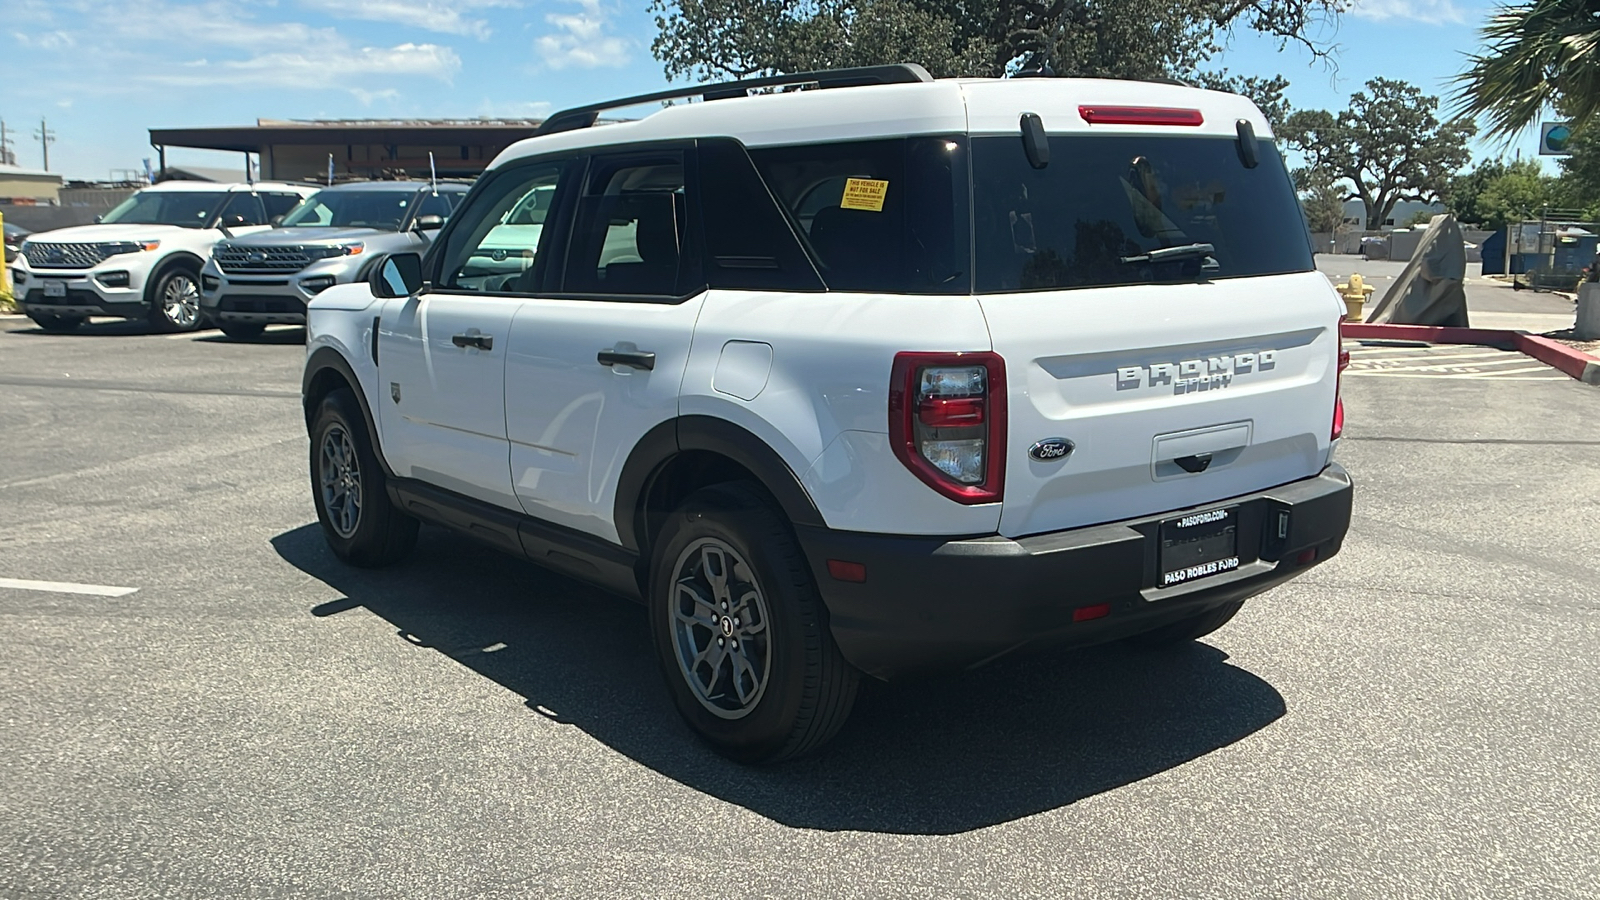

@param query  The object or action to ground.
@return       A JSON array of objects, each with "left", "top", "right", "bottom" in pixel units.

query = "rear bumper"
[{"left": 796, "top": 464, "right": 1353, "bottom": 680}]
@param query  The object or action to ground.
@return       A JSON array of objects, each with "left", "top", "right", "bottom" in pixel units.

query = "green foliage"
[
  {"left": 1444, "top": 158, "right": 1510, "bottom": 226},
  {"left": 649, "top": 0, "right": 1344, "bottom": 87},
  {"left": 1556, "top": 128, "right": 1600, "bottom": 218},
  {"left": 1294, "top": 169, "right": 1349, "bottom": 233},
  {"left": 1280, "top": 78, "right": 1476, "bottom": 231},
  {"left": 1453, "top": 0, "right": 1600, "bottom": 141},
  {"left": 1403, "top": 207, "right": 1437, "bottom": 228}
]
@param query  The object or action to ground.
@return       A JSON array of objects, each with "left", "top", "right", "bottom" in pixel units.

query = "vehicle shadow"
[
  {"left": 195, "top": 326, "right": 307, "bottom": 345},
  {"left": 3, "top": 318, "right": 215, "bottom": 337},
  {"left": 273, "top": 522, "right": 1287, "bottom": 835}
]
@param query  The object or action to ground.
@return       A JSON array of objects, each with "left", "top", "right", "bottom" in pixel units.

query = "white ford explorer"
[
  {"left": 300, "top": 66, "right": 1354, "bottom": 763},
  {"left": 11, "top": 180, "right": 313, "bottom": 333}
]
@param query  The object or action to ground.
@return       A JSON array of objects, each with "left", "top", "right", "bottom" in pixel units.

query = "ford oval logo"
[
  {"left": 246, "top": 251, "right": 266, "bottom": 264},
  {"left": 1029, "top": 438, "right": 1074, "bottom": 462}
]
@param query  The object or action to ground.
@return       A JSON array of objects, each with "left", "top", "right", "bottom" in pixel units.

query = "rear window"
[
  {"left": 971, "top": 135, "right": 1312, "bottom": 293},
  {"left": 748, "top": 138, "right": 967, "bottom": 294}
]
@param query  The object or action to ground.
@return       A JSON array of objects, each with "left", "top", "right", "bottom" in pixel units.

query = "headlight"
[
  {"left": 306, "top": 242, "right": 364, "bottom": 260},
  {"left": 300, "top": 275, "right": 337, "bottom": 294},
  {"left": 100, "top": 240, "right": 160, "bottom": 256}
]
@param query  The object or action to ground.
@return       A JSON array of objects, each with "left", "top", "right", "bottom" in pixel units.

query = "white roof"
[
  {"left": 0, "top": 163, "right": 62, "bottom": 181},
  {"left": 492, "top": 77, "right": 1272, "bottom": 169}
]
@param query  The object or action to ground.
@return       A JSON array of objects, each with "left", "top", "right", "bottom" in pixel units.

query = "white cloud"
[
  {"left": 12, "top": 1, "right": 461, "bottom": 94},
  {"left": 1348, "top": 0, "right": 1466, "bottom": 24},
  {"left": 535, "top": 0, "right": 630, "bottom": 69},
  {"left": 297, "top": 0, "right": 521, "bottom": 40}
]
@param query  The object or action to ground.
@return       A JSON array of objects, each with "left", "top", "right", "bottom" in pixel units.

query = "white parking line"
[{"left": 0, "top": 577, "right": 139, "bottom": 597}]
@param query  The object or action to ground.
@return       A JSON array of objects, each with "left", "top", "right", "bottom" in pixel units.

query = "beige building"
[{"left": 0, "top": 164, "right": 64, "bottom": 204}]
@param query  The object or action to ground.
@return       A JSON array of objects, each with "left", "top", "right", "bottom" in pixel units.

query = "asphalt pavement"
[{"left": 1, "top": 313, "right": 1597, "bottom": 898}]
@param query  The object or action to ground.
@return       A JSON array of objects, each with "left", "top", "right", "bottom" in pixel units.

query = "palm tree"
[{"left": 1454, "top": 0, "right": 1600, "bottom": 140}]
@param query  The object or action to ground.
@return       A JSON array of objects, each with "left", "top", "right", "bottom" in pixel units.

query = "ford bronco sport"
[{"left": 300, "top": 65, "right": 1354, "bottom": 762}]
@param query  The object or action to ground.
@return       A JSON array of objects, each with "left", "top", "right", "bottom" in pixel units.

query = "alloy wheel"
[
  {"left": 162, "top": 274, "right": 201, "bottom": 328},
  {"left": 319, "top": 425, "right": 362, "bottom": 538},
  {"left": 669, "top": 537, "right": 773, "bottom": 719}
]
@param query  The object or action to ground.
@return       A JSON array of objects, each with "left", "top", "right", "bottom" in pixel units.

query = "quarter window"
[{"left": 217, "top": 193, "right": 267, "bottom": 227}]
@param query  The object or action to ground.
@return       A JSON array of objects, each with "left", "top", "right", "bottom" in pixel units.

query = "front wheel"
[
  {"left": 309, "top": 388, "right": 418, "bottom": 567},
  {"left": 649, "top": 483, "right": 860, "bottom": 763},
  {"left": 147, "top": 267, "right": 204, "bottom": 332}
]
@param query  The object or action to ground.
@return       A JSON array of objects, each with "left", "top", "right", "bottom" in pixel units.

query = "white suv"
[
  {"left": 11, "top": 180, "right": 313, "bottom": 332},
  {"left": 301, "top": 66, "right": 1354, "bottom": 762}
]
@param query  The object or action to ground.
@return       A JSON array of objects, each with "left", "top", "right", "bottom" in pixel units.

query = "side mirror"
[
  {"left": 412, "top": 215, "right": 444, "bottom": 231},
  {"left": 269, "top": 215, "right": 285, "bottom": 227},
  {"left": 94, "top": 215, "right": 103, "bottom": 224},
  {"left": 369, "top": 251, "right": 424, "bottom": 298}
]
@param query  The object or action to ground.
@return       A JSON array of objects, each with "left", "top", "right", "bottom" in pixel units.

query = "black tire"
[
  {"left": 218, "top": 322, "right": 266, "bottom": 341},
  {"left": 1125, "top": 599, "right": 1246, "bottom": 649},
  {"left": 27, "top": 313, "right": 83, "bottom": 333},
  {"left": 309, "top": 387, "right": 418, "bottom": 567},
  {"left": 146, "top": 266, "right": 204, "bottom": 333},
  {"left": 649, "top": 483, "right": 860, "bottom": 763}
]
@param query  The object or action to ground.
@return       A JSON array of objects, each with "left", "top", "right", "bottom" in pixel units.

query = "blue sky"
[{"left": 0, "top": 0, "right": 1550, "bottom": 181}]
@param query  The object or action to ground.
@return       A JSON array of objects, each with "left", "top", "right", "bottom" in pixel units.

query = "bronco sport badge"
[{"left": 1116, "top": 350, "right": 1277, "bottom": 395}]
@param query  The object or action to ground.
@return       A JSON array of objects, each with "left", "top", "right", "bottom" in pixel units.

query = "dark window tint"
[
  {"left": 218, "top": 192, "right": 267, "bottom": 227},
  {"left": 696, "top": 139, "right": 823, "bottom": 292},
  {"left": 263, "top": 192, "right": 302, "bottom": 220},
  {"left": 749, "top": 137, "right": 966, "bottom": 294},
  {"left": 563, "top": 155, "right": 689, "bottom": 297},
  {"left": 971, "top": 135, "right": 1312, "bottom": 293},
  {"left": 413, "top": 190, "right": 461, "bottom": 220},
  {"left": 438, "top": 161, "right": 569, "bottom": 294},
  {"left": 101, "top": 191, "right": 227, "bottom": 228}
]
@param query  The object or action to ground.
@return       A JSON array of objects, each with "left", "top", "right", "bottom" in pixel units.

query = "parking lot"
[{"left": 2, "top": 313, "right": 1598, "bottom": 897}]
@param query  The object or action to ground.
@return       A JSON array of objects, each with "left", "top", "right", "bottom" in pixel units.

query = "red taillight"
[
  {"left": 1073, "top": 603, "right": 1111, "bottom": 622},
  {"left": 827, "top": 559, "right": 867, "bottom": 583},
  {"left": 888, "top": 352, "right": 1006, "bottom": 504},
  {"left": 1078, "top": 105, "right": 1205, "bottom": 127},
  {"left": 1332, "top": 348, "right": 1350, "bottom": 440}
]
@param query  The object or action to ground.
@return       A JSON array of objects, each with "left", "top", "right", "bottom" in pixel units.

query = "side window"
[
  {"left": 696, "top": 139, "right": 825, "bottom": 292},
  {"left": 414, "top": 190, "right": 459, "bottom": 220},
  {"left": 562, "top": 154, "right": 689, "bottom": 297},
  {"left": 263, "top": 192, "right": 302, "bottom": 220},
  {"left": 218, "top": 193, "right": 267, "bottom": 227},
  {"left": 438, "top": 162, "right": 568, "bottom": 294}
]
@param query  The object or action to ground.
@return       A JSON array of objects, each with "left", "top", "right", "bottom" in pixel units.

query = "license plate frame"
[
  {"left": 1159, "top": 506, "right": 1240, "bottom": 588},
  {"left": 41, "top": 280, "right": 67, "bottom": 298}
]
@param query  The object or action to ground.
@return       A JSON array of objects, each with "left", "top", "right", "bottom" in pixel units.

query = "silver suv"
[{"left": 200, "top": 181, "right": 467, "bottom": 339}]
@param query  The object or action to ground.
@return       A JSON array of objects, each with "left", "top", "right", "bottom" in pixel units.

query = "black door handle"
[
  {"left": 598, "top": 349, "right": 656, "bottom": 371},
  {"left": 1174, "top": 453, "right": 1213, "bottom": 474},
  {"left": 452, "top": 333, "right": 492, "bottom": 350}
]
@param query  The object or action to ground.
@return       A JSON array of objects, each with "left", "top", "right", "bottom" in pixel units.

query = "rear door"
[
  {"left": 968, "top": 129, "right": 1343, "bottom": 538},
  {"left": 503, "top": 147, "right": 705, "bottom": 543}
]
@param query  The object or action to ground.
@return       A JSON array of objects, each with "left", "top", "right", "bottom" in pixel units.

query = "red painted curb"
[
  {"left": 1339, "top": 321, "right": 1600, "bottom": 385},
  {"left": 1514, "top": 334, "right": 1600, "bottom": 385}
]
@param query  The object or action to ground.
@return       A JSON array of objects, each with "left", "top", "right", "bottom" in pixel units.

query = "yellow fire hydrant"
[
  {"left": 0, "top": 209, "right": 12, "bottom": 308},
  {"left": 1336, "top": 273, "right": 1375, "bottom": 322}
]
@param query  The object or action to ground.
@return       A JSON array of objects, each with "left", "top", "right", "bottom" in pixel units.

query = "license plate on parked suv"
[
  {"left": 42, "top": 280, "right": 67, "bottom": 298},
  {"left": 1159, "top": 507, "right": 1240, "bottom": 587}
]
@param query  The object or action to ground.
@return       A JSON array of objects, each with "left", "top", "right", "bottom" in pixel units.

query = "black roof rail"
[{"left": 533, "top": 64, "right": 935, "bottom": 137}]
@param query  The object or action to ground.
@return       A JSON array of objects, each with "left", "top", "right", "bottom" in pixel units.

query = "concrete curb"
[{"left": 1340, "top": 322, "right": 1600, "bottom": 385}]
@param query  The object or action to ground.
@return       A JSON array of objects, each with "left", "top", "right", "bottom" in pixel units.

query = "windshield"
[
  {"left": 101, "top": 191, "right": 228, "bottom": 228},
  {"left": 971, "top": 135, "right": 1312, "bottom": 292},
  {"left": 280, "top": 189, "right": 419, "bottom": 230}
]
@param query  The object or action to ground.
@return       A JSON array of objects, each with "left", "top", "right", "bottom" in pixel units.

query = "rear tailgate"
[{"left": 983, "top": 272, "right": 1342, "bottom": 537}]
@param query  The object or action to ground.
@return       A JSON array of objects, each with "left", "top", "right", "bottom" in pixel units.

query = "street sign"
[{"left": 1540, "top": 122, "right": 1573, "bottom": 156}]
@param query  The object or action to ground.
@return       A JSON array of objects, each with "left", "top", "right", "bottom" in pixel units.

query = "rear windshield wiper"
[{"left": 1120, "top": 242, "right": 1216, "bottom": 265}]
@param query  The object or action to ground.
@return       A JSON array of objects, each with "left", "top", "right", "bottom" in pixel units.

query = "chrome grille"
[
  {"left": 215, "top": 245, "right": 314, "bottom": 274},
  {"left": 24, "top": 242, "right": 109, "bottom": 269}
]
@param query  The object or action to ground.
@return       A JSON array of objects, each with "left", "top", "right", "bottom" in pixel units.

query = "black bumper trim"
[
  {"left": 795, "top": 464, "right": 1353, "bottom": 680},
  {"left": 19, "top": 287, "right": 146, "bottom": 319}
]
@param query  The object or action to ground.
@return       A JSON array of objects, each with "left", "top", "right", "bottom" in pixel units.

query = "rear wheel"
[
  {"left": 27, "top": 313, "right": 82, "bottom": 333},
  {"left": 218, "top": 322, "right": 266, "bottom": 341},
  {"left": 1125, "top": 600, "right": 1245, "bottom": 649},
  {"left": 649, "top": 483, "right": 859, "bottom": 763},
  {"left": 310, "top": 387, "right": 417, "bottom": 567},
  {"left": 147, "top": 267, "right": 203, "bottom": 332}
]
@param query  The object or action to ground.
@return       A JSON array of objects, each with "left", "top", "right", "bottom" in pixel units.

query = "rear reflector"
[
  {"left": 1073, "top": 603, "right": 1111, "bottom": 622},
  {"left": 827, "top": 559, "right": 867, "bottom": 583},
  {"left": 1078, "top": 105, "right": 1205, "bottom": 127},
  {"left": 1297, "top": 548, "right": 1318, "bottom": 565}
]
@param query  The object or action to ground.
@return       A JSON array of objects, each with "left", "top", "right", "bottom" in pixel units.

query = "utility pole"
[
  {"left": 0, "top": 118, "right": 15, "bottom": 166},
  {"left": 34, "top": 117, "right": 56, "bottom": 171}
]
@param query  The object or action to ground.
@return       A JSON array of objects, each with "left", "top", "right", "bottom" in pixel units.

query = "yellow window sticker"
[{"left": 840, "top": 178, "right": 889, "bottom": 212}]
